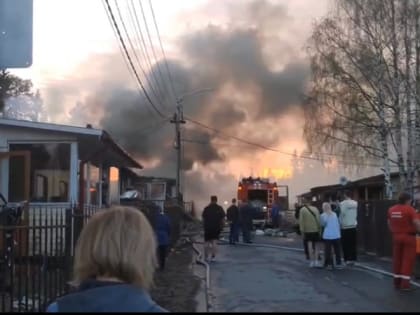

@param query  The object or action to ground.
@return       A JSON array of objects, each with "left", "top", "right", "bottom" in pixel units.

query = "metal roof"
[{"left": 0, "top": 118, "right": 143, "bottom": 169}]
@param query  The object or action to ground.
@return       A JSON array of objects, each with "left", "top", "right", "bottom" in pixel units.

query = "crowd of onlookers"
[
  {"left": 294, "top": 190, "right": 358, "bottom": 270},
  {"left": 295, "top": 191, "right": 420, "bottom": 291}
]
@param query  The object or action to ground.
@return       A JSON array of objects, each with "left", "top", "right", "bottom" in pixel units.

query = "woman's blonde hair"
[{"left": 73, "top": 206, "right": 157, "bottom": 290}]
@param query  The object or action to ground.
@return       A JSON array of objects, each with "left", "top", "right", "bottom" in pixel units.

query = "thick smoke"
[{"left": 42, "top": 0, "right": 321, "bottom": 208}]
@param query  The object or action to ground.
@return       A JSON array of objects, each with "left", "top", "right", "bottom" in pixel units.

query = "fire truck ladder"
[{"left": 268, "top": 190, "right": 273, "bottom": 206}]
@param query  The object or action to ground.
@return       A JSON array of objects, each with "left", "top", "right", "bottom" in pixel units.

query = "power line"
[
  {"left": 103, "top": 0, "right": 166, "bottom": 118},
  {"left": 113, "top": 0, "right": 167, "bottom": 114},
  {"left": 137, "top": 118, "right": 171, "bottom": 135},
  {"left": 121, "top": 0, "right": 167, "bottom": 109},
  {"left": 137, "top": 0, "right": 175, "bottom": 104},
  {"left": 127, "top": 0, "right": 170, "bottom": 110},
  {"left": 184, "top": 116, "right": 385, "bottom": 168},
  {"left": 102, "top": 0, "right": 158, "bottom": 120},
  {"left": 148, "top": 0, "right": 178, "bottom": 101}
]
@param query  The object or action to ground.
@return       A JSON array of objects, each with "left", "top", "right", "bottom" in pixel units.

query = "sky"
[{"left": 9, "top": 0, "right": 379, "bottom": 209}]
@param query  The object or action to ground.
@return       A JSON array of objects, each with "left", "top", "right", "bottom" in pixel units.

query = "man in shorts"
[
  {"left": 299, "top": 198, "right": 322, "bottom": 268},
  {"left": 202, "top": 195, "right": 226, "bottom": 261}
]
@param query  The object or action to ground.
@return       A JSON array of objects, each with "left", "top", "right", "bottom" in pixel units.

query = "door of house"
[{"left": 0, "top": 151, "right": 31, "bottom": 256}]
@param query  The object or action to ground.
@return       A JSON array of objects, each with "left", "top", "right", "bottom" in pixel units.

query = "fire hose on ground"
[
  {"left": 216, "top": 239, "right": 420, "bottom": 289},
  {"left": 185, "top": 238, "right": 210, "bottom": 312}
]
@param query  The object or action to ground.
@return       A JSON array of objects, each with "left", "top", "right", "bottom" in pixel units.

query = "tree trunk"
[
  {"left": 390, "top": 0, "right": 407, "bottom": 190},
  {"left": 404, "top": 0, "right": 415, "bottom": 195},
  {"left": 414, "top": 0, "right": 420, "bottom": 196}
]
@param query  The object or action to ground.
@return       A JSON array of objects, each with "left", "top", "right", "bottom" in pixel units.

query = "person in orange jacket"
[{"left": 388, "top": 192, "right": 420, "bottom": 291}]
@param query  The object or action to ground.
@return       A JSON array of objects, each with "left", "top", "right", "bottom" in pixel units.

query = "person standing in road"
[
  {"left": 388, "top": 192, "right": 420, "bottom": 291},
  {"left": 155, "top": 207, "right": 171, "bottom": 271},
  {"left": 239, "top": 200, "right": 253, "bottom": 243},
  {"left": 299, "top": 199, "right": 322, "bottom": 268},
  {"left": 202, "top": 196, "right": 226, "bottom": 262},
  {"left": 321, "top": 201, "right": 343, "bottom": 270},
  {"left": 294, "top": 202, "right": 311, "bottom": 261},
  {"left": 271, "top": 200, "right": 282, "bottom": 229},
  {"left": 339, "top": 190, "right": 358, "bottom": 266},
  {"left": 226, "top": 198, "right": 240, "bottom": 245}
]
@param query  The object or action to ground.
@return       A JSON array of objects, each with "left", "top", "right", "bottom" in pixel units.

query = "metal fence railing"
[
  {"left": 0, "top": 200, "right": 191, "bottom": 312},
  {"left": 0, "top": 203, "right": 101, "bottom": 312}
]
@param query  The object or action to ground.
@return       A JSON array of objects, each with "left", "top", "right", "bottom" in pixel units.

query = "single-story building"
[
  {"left": 119, "top": 168, "right": 178, "bottom": 209},
  {"left": 0, "top": 118, "right": 143, "bottom": 209},
  {"left": 297, "top": 172, "right": 403, "bottom": 204}
]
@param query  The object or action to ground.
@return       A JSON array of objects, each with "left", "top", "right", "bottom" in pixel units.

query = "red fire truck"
[{"left": 237, "top": 177, "right": 289, "bottom": 227}]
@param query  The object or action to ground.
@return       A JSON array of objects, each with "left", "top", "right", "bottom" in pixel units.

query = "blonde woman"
[
  {"left": 46, "top": 206, "right": 167, "bottom": 312},
  {"left": 321, "top": 200, "right": 344, "bottom": 270}
]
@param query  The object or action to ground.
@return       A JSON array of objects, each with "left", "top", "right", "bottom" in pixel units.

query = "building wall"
[{"left": 0, "top": 126, "right": 78, "bottom": 203}]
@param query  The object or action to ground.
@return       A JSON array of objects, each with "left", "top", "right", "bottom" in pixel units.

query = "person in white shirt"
[
  {"left": 321, "top": 201, "right": 344, "bottom": 270},
  {"left": 339, "top": 190, "right": 358, "bottom": 265}
]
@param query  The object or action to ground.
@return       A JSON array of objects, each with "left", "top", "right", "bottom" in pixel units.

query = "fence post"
[
  {"left": 64, "top": 208, "right": 73, "bottom": 291},
  {"left": 72, "top": 216, "right": 83, "bottom": 252}
]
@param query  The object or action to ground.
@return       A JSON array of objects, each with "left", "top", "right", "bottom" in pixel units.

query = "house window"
[{"left": 9, "top": 143, "right": 71, "bottom": 202}]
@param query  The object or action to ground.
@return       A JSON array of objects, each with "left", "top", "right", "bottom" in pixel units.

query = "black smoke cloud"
[
  {"left": 180, "top": 26, "right": 308, "bottom": 119},
  {"left": 45, "top": 0, "right": 312, "bottom": 207}
]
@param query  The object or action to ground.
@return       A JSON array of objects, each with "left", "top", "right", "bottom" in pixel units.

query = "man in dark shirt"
[
  {"left": 226, "top": 198, "right": 240, "bottom": 245},
  {"left": 239, "top": 200, "right": 253, "bottom": 243},
  {"left": 202, "top": 195, "right": 226, "bottom": 261}
]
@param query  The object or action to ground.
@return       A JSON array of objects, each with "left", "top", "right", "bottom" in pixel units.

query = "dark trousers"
[
  {"left": 242, "top": 223, "right": 252, "bottom": 243},
  {"left": 303, "top": 238, "right": 317, "bottom": 260},
  {"left": 158, "top": 245, "right": 168, "bottom": 270},
  {"left": 341, "top": 228, "right": 357, "bottom": 262},
  {"left": 324, "top": 239, "right": 342, "bottom": 267},
  {"left": 229, "top": 222, "right": 240, "bottom": 244},
  {"left": 272, "top": 215, "right": 279, "bottom": 228}
]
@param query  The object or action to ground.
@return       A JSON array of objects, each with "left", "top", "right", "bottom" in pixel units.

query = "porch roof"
[{"left": 0, "top": 118, "right": 143, "bottom": 169}]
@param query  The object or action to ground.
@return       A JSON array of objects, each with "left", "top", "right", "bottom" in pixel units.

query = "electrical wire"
[
  {"left": 104, "top": 0, "right": 167, "bottom": 118},
  {"left": 121, "top": 0, "right": 167, "bottom": 109},
  {"left": 184, "top": 116, "right": 386, "bottom": 168},
  {"left": 148, "top": 0, "right": 178, "bottom": 102},
  {"left": 127, "top": 0, "right": 170, "bottom": 110},
  {"left": 113, "top": 0, "right": 168, "bottom": 114},
  {"left": 102, "top": 0, "right": 158, "bottom": 120},
  {"left": 137, "top": 0, "right": 175, "bottom": 105}
]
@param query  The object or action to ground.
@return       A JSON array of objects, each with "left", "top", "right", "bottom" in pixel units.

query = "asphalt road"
[{"left": 208, "top": 237, "right": 420, "bottom": 312}]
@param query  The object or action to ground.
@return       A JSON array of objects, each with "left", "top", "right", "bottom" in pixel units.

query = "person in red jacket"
[{"left": 388, "top": 192, "right": 420, "bottom": 291}]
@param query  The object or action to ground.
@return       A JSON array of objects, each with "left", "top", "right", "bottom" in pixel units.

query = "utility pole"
[
  {"left": 170, "top": 88, "right": 213, "bottom": 204},
  {"left": 171, "top": 98, "right": 185, "bottom": 203}
]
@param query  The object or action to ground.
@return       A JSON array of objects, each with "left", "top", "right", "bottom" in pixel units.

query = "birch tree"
[{"left": 304, "top": 0, "right": 420, "bottom": 198}]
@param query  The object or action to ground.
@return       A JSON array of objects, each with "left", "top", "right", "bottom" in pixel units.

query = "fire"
[{"left": 261, "top": 168, "right": 293, "bottom": 180}]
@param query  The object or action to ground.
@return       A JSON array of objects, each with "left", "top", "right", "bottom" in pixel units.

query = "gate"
[{"left": 358, "top": 200, "right": 394, "bottom": 258}]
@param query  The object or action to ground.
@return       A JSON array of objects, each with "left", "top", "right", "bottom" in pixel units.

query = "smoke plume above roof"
[{"left": 42, "top": 0, "right": 325, "bottom": 208}]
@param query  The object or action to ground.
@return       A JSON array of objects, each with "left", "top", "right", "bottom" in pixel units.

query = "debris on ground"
[
  {"left": 151, "top": 223, "right": 202, "bottom": 312},
  {"left": 255, "top": 229, "right": 265, "bottom": 236},
  {"left": 264, "top": 229, "right": 289, "bottom": 237}
]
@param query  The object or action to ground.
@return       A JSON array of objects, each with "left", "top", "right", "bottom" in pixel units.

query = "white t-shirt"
[
  {"left": 339, "top": 199, "right": 358, "bottom": 229},
  {"left": 321, "top": 211, "right": 341, "bottom": 240}
]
